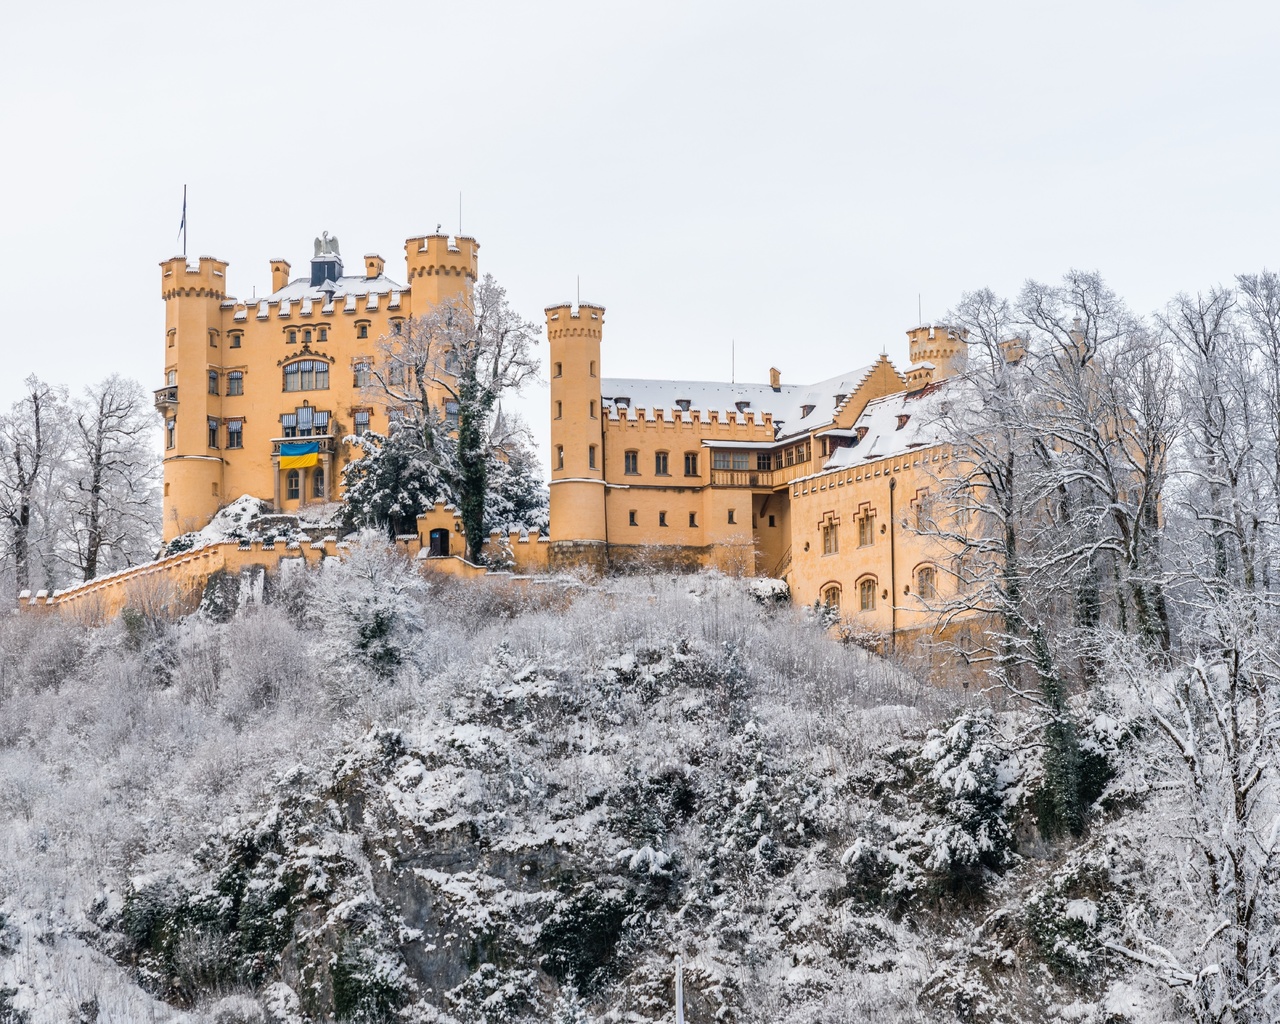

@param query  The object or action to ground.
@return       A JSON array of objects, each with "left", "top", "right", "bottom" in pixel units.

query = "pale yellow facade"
[
  {"left": 548, "top": 309, "right": 977, "bottom": 642},
  {"left": 158, "top": 234, "right": 477, "bottom": 541}
]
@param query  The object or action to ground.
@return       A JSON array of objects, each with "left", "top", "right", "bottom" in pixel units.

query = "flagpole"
[{"left": 179, "top": 184, "right": 188, "bottom": 259}]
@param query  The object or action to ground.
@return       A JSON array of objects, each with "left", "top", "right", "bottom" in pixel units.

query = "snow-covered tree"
[
  {"left": 63, "top": 375, "right": 161, "bottom": 580},
  {"left": 0, "top": 376, "right": 67, "bottom": 594}
]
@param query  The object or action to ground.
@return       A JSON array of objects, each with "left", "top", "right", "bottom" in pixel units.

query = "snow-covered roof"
[
  {"left": 824, "top": 379, "right": 966, "bottom": 467},
  {"left": 262, "top": 274, "right": 406, "bottom": 302},
  {"left": 601, "top": 367, "right": 875, "bottom": 440}
]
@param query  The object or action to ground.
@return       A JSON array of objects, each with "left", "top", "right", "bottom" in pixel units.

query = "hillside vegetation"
[{"left": 0, "top": 543, "right": 1232, "bottom": 1023}]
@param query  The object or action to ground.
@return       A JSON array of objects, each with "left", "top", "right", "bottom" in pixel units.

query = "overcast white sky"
[{"left": 3, "top": 0, "right": 1278, "bottom": 465}]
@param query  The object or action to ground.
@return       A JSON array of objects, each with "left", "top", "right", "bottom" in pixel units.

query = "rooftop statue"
[{"left": 313, "top": 231, "right": 340, "bottom": 258}]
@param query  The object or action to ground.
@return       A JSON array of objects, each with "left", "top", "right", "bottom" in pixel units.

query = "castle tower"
[
  {"left": 906, "top": 324, "right": 968, "bottom": 381},
  {"left": 404, "top": 234, "right": 479, "bottom": 309},
  {"left": 546, "top": 302, "right": 607, "bottom": 567},
  {"left": 158, "top": 254, "right": 229, "bottom": 541}
]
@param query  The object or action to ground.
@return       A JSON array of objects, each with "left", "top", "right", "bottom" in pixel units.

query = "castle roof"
[
  {"left": 600, "top": 366, "right": 877, "bottom": 440},
  {"left": 263, "top": 273, "right": 406, "bottom": 301},
  {"left": 823, "top": 378, "right": 968, "bottom": 468}
]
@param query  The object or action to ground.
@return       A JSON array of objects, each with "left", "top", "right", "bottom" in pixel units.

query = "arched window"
[
  {"left": 624, "top": 450, "right": 639, "bottom": 475},
  {"left": 684, "top": 452, "right": 698, "bottom": 476},
  {"left": 283, "top": 359, "right": 329, "bottom": 392},
  {"left": 286, "top": 470, "right": 300, "bottom": 500},
  {"left": 312, "top": 467, "right": 326, "bottom": 499},
  {"left": 822, "top": 583, "right": 842, "bottom": 609},
  {"left": 916, "top": 565, "right": 937, "bottom": 601},
  {"left": 655, "top": 451, "right": 670, "bottom": 476},
  {"left": 858, "top": 577, "right": 877, "bottom": 612}
]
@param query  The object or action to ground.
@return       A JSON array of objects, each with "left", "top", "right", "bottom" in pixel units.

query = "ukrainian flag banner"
[{"left": 279, "top": 441, "right": 320, "bottom": 469}]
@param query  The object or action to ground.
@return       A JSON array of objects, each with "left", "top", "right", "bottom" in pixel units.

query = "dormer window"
[
  {"left": 614, "top": 396, "right": 630, "bottom": 409},
  {"left": 855, "top": 426, "right": 869, "bottom": 441},
  {"left": 834, "top": 393, "right": 846, "bottom": 405},
  {"left": 801, "top": 404, "right": 815, "bottom": 418},
  {"left": 896, "top": 414, "right": 910, "bottom": 430},
  {"left": 675, "top": 398, "right": 691, "bottom": 413},
  {"left": 735, "top": 400, "right": 751, "bottom": 413}
]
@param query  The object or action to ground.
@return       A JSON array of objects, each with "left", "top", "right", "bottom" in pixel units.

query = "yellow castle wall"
[{"left": 160, "top": 235, "right": 478, "bottom": 541}]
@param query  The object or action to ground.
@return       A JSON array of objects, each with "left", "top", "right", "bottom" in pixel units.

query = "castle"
[
  {"left": 546, "top": 304, "right": 970, "bottom": 639},
  {"left": 157, "top": 232, "right": 476, "bottom": 541},
  {"left": 156, "top": 228, "right": 969, "bottom": 645}
]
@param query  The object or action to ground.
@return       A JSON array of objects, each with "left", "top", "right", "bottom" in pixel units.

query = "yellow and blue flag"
[{"left": 280, "top": 441, "right": 319, "bottom": 469}]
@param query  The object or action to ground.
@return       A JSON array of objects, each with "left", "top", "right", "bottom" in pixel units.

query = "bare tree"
[
  {"left": 0, "top": 376, "right": 66, "bottom": 594},
  {"left": 64, "top": 375, "right": 161, "bottom": 580},
  {"left": 361, "top": 273, "right": 540, "bottom": 561}
]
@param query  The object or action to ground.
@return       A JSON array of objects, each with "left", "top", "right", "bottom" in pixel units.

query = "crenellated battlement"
[
  {"left": 605, "top": 408, "right": 774, "bottom": 438},
  {"left": 160, "top": 255, "right": 229, "bottom": 300},
  {"left": 404, "top": 234, "right": 479, "bottom": 282},
  {"left": 545, "top": 303, "right": 605, "bottom": 341}
]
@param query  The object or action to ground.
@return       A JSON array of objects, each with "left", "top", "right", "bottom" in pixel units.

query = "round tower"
[
  {"left": 546, "top": 302, "right": 607, "bottom": 569},
  {"left": 403, "top": 233, "right": 479, "bottom": 311},
  {"left": 158, "top": 255, "right": 228, "bottom": 541},
  {"left": 906, "top": 324, "right": 969, "bottom": 380}
]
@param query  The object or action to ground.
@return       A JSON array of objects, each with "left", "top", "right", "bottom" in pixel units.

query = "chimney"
[
  {"left": 365, "top": 254, "right": 384, "bottom": 280},
  {"left": 769, "top": 367, "right": 781, "bottom": 391},
  {"left": 270, "top": 259, "right": 291, "bottom": 293}
]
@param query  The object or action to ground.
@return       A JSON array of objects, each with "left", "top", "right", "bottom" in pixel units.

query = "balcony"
[
  {"left": 153, "top": 386, "right": 178, "bottom": 413},
  {"left": 271, "top": 435, "right": 337, "bottom": 456},
  {"left": 710, "top": 468, "right": 778, "bottom": 488}
]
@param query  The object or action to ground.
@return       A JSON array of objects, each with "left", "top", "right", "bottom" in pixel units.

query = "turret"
[
  {"left": 906, "top": 324, "right": 968, "bottom": 380},
  {"left": 270, "top": 259, "right": 291, "bottom": 293},
  {"left": 158, "top": 255, "right": 229, "bottom": 540},
  {"left": 404, "top": 234, "right": 479, "bottom": 309},
  {"left": 546, "top": 302, "right": 607, "bottom": 559}
]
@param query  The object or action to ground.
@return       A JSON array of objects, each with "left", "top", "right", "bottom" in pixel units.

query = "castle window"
[
  {"left": 859, "top": 577, "right": 877, "bottom": 612},
  {"left": 624, "top": 450, "right": 638, "bottom": 475},
  {"left": 589, "top": 400, "right": 596, "bottom": 419},
  {"left": 858, "top": 514, "right": 876, "bottom": 547},
  {"left": 659, "top": 511, "right": 668, "bottom": 527},
  {"left": 589, "top": 360, "right": 596, "bottom": 377},
  {"left": 732, "top": 452, "right": 749, "bottom": 471},
  {"left": 229, "top": 333, "right": 241, "bottom": 349},
  {"left": 358, "top": 323, "right": 369, "bottom": 339},
  {"left": 303, "top": 330, "right": 312, "bottom": 345},
  {"left": 227, "top": 420, "right": 243, "bottom": 449},
  {"left": 353, "top": 409, "right": 370, "bottom": 436},
  {"left": 313, "top": 467, "right": 326, "bottom": 499},
  {"left": 757, "top": 452, "right": 772, "bottom": 471},
  {"left": 164, "top": 483, "right": 170, "bottom": 497},
  {"left": 822, "top": 522, "right": 838, "bottom": 555},
  {"left": 212, "top": 481, "right": 219, "bottom": 497},
  {"left": 318, "top": 328, "right": 328, "bottom": 342},
  {"left": 167, "top": 330, "right": 175, "bottom": 349},
  {"left": 655, "top": 451, "right": 669, "bottom": 476},
  {"left": 823, "top": 584, "right": 842, "bottom": 610},
  {"left": 353, "top": 362, "right": 370, "bottom": 388},
  {"left": 785, "top": 447, "right": 795, "bottom": 467},
  {"left": 283, "top": 359, "right": 329, "bottom": 392},
  {"left": 446, "top": 401, "right": 459, "bottom": 428},
  {"left": 167, "top": 369, "right": 176, "bottom": 386},
  {"left": 688, "top": 512, "right": 697, "bottom": 527},
  {"left": 588, "top": 445, "right": 597, "bottom": 469},
  {"left": 629, "top": 510, "right": 638, "bottom": 526},
  {"left": 553, "top": 362, "right": 562, "bottom": 378},
  {"left": 768, "top": 514, "right": 776, "bottom": 527},
  {"left": 555, "top": 445, "right": 564, "bottom": 470},
  {"left": 207, "top": 371, "right": 219, "bottom": 395},
  {"left": 286, "top": 470, "right": 300, "bottom": 500},
  {"left": 207, "top": 418, "right": 219, "bottom": 448},
  {"left": 555, "top": 401, "right": 563, "bottom": 420},
  {"left": 728, "top": 509, "right": 736, "bottom": 524},
  {"left": 209, "top": 330, "right": 217, "bottom": 349},
  {"left": 227, "top": 371, "right": 243, "bottom": 396},
  {"left": 713, "top": 452, "right": 730, "bottom": 470},
  {"left": 281, "top": 413, "right": 297, "bottom": 438},
  {"left": 388, "top": 361, "right": 405, "bottom": 386},
  {"left": 165, "top": 419, "right": 175, "bottom": 449},
  {"left": 917, "top": 566, "right": 938, "bottom": 601},
  {"left": 684, "top": 452, "right": 699, "bottom": 476},
  {"left": 288, "top": 330, "right": 297, "bottom": 344}
]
